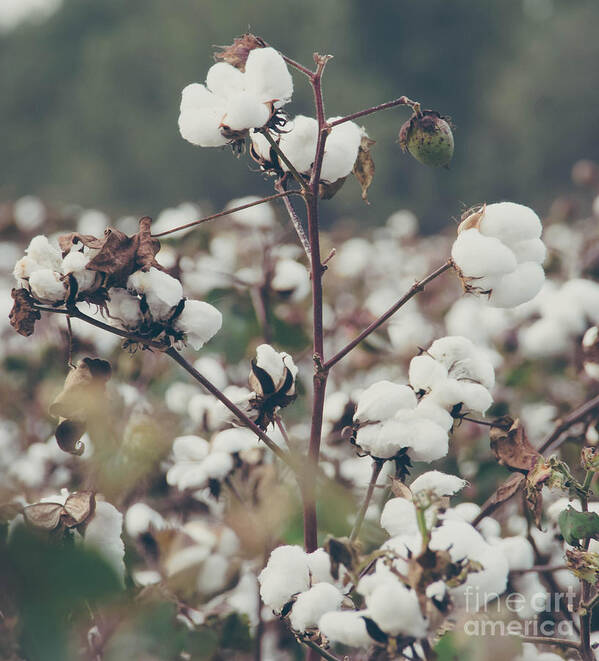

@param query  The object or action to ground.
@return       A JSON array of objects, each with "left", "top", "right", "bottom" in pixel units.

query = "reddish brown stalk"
[
  {"left": 151, "top": 191, "right": 300, "bottom": 238},
  {"left": 324, "top": 260, "right": 453, "bottom": 370},
  {"left": 328, "top": 96, "right": 420, "bottom": 128},
  {"left": 274, "top": 178, "right": 311, "bottom": 261},
  {"left": 538, "top": 392, "right": 599, "bottom": 453}
]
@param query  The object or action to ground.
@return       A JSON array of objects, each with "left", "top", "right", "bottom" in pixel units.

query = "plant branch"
[
  {"left": 262, "top": 130, "right": 309, "bottom": 190},
  {"left": 517, "top": 635, "right": 580, "bottom": 651},
  {"left": 539, "top": 392, "right": 599, "bottom": 453},
  {"left": 274, "top": 178, "right": 311, "bottom": 262},
  {"left": 328, "top": 96, "right": 420, "bottom": 128},
  {"left": 301, "top": 638, "right": 342, "bottom": 661},
  {"left": 324, "top": 260, "right": 453, "bottom": 370},
  {"left": 350, "top": 460, "right": 383, "bottom": 542},
  {"left": 150, "top": 191, "right": 300, "bottom": 238}
]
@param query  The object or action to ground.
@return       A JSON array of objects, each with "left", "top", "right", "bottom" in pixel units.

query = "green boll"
[{"left": 399, "top": 110, "right": 454, "bottom": 167}]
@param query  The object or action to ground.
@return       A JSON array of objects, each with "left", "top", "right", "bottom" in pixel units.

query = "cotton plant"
[{"left": 7, "top": 30, "right": 599, "bottom": 661}]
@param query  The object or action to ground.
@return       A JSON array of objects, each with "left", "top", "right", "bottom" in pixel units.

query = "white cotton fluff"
[
  {"left": 127, "top": 267, "right": 183, "bottom": 320},
  {"left": 173, "top": 299, "right": 222, "bottom": 350},
  {"left": 354, "top": 381, "right": 417, "bottom": 423},
  {"left": 124, "top": 502, "right": 166, "bottom": 537},
  {"left": 175, "top": 452, "right": 234, "bottom": 490},
  {"left": 178, "top": 48, "right": 291, "bottom": 148},
  {"left": 13, "top": 255, "right": 42, "bottom": 284},
  {"left": 212, "top": 428, "right": 258, "bottom": 454},
  {"left": 364, "top": 580, "right": 428, "bottom": 638},
  {"left": 332, "top": 238, "right": 373, "bottom": 278},
  {"left": 491, "top": 536, "right": 534, "bottom": 571},
  {"left": 28, "top": 268, "right": 66, "bottom": 302},
  {"left": 409, "top": 336, "right": 495, "bottom": 414},
  {"left": 151, "top": 202, "right": 200, "bottom": 237},
  {"left": 14, "top": 195, "right": 45, "bottom": 231},
  {"left": 271, "top": 259, "right": 310, "bottom": 301},
  {"left": 25, "top": 235, "right": 62, "bottom": 270},
  {"left": 197, "top": 553, "right": 229, "bottom": 594},
  {"left": 166, "top": 435, "right": 211, "bottom": 486},
  {"left": 583, "top": 326, "right": 599, "bottom": 380},
  {"left": 77, "top": 209, "right": 109, "bottom": 237},
  {"left": 105, "top": 288, "right": 142, "bottom": 330},
  {"left": 319, "top": 610, "right": 372, "bottom": 648},
  {"left": 255, "top": 343, "right": 286, "bottom": 386},
  {"left": 244, "top": 47, "right": 293, "bottom": 106},
  {"left": 84, "top": 501, "right": 125, "bottom": 584},
  {"left": 452, "top": 202, "right": 546, "bottom": 308},
  {"left": 61, "top": 250, "right": 97, "bottom": 292},
  {"left": 320, "top": 118, "right": 362, "bottom": 183},
  {"left": 259, "top": 545, "right": 311, "bottom": 612},
  {"left": 380, "top": 498, "right": 420, "bottom": 537},
  {"left": 278, "top": 115, "right": 318, "bottom": 173},
  {"left": 410, "top": 471, "right": 467, "bottom": 498},
  {"left": 289, "top": 583, "right": 343, "bottom": 632},
  {"left": 226, "top": 196, "right": 276, "bottom": 229}
]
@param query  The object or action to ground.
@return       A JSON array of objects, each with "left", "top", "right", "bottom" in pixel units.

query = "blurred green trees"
[{"left": 1, "top": 0, "right": 598, "bottom": 231}]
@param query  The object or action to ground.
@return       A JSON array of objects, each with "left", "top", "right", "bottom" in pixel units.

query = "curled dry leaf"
[
  {"left": 23, "top": 491, "right": 96, "bottom": 532},
  {"left": 9, "top": 288, "right": 41, "bottom": 337},
  {"left": 390, "top": 478, "right": 412, "bottom": 500},
  {"left": 352, "top": 134, "right": 376, "bottom": 203},
  {"left": 49, "top": 357, "right": 112, "bottom": 455},
  {"left": 489, "top": 416, "right": 541, "bottom": 473},
  {"left": 457, "top": 204, "right": 486, "bottom": 234},
  {"left": 318, "top": 176, "right": 347, "bottom": 200}
]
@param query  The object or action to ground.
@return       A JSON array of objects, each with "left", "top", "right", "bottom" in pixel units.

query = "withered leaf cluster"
[
  {"left": 23, "top": 491, "right": 95, "bottom": 533},
  {"left": 352, "top": 134, "right": 376, "bottom": 203},
  {"left": 214, "top": 33, "right": 266, "bottom": 71},
  {"left": 9, "top": 287, "right": 41, "bottom": 336},
  {"left": 49, "top": 357, "right": 112, "bottom": 455}
]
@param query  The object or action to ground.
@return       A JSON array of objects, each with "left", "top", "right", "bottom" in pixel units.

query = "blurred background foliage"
[{"left": 1, "top": 0, "right": 599, "bottom": 232}]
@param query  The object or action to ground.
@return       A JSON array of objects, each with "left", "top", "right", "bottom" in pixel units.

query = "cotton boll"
[
  {"left": 519, "top": 318, "right": 570, "bottom": 358},
  {"left": 221, "top": 91, "right": 270, "bottom": 131},
  {"left": 410, "top": 471, "right": 467, "bottom": 497},
  {"left": 28, "top": 268, "right": 66, "bottom": 302},
  {"left": 488, "top": 262, "right": 545, "bottom": 308},
  {"left": 125, "top": 503, "right": 166, "bottom": 537},
  {"left": 289, "top": 583, "right": 343, "bottom": 632},
  {"left": 244, "top": 47, "right": 293, "bottom": 105},
  {"left": 14, "top": 195, "right": 46, "bottom": 232},
  {"left": 409, "top": 355, "right": 448, "bottom": 392},
  {"left": 26, "top": 235, "right": 62, "bottom": 270},
  {"left": 271, "top": 259, "right": 310, "bottom": 300},
  {"left": 429, "top": 336, "right": 495, "bottom": 389},
  {"left": 354, "top": 381, "right": 417, "bottom": 423},
  {"left": 226, "top": 195, "right": 276, "bottom": 229},
  {"left": 212, "top": 428, "right": 258, "bottom": 454},
  {"left": 84, "top": 501, "right": 125, "bottom": 583},
  {"left": 510, "top": 238, "right": 547, "bottom": 264},
  {"left": 380, "top": 498, "right": 419, "bottom": 537},
  {"left": 172, "top": 435, "right": 211, "bottom": 461},
  {"left": 255, "top": 344, "right": 286, "bottom": 386},
  {"left": 387, "top": 210, "right": 419, "bottom": 239},
  {"left": 278, "top": 115, "right": 318, "bottom": 174},
  {"left": 152, "top": 202, "right": 201, "bottom": 237},
  {"left": 127, "top": 268, "right": 183, "bottom": 320},
  {"left": 179, "top": 98, "right": 228, "bottom": 147},
  {"left": 174, "top": 299, "right": 222, "bottom": 350},
  {"left": 320, "top": 119, "right": 362, "bottom": 182},
  {"left": 105, "top": 288, "right": 142, "bottom": 330},
  {"left": 452, "top": 229, "right": 517, "bottom": 278},
  {"left": 332, "top": 238, "right": 373, "bottom": 278},
  {"left": 249, "top": 129, "right": 272, "bottom": 160},
  {"left": 479, "top": 202, "right": 542, "bottom": 245},
  {"left": 197, "top": 553, "right": 230, "bottom": 594},
  {"left": 318, "top": 610, "right": 372, "bottom": 648},
  {"left": 62, "top": 250, "right": 97, "bottom": 292},
  {"left": 259, "top": 545, "right": 311, "bottom": 612},
  {"left": 491, "top": 536, "right": 534, "bottom": 571},
  {"left": 365, "top": 580, "right": 427, "bottom": 638},
  {"left": 205, "top": 62, "right": 246, "bottom": 98},
  {"left": 414, "top": 400, "right": 453, "bottom": 432},
  {"left": 193, "top": 356, "right": 227, "bottom": 390},
  {"left": 13, "top": 255, "right": 43, "bottom": 284}
]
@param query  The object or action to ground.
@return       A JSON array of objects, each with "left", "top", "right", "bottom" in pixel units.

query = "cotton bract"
[
  {"left": 452, "top": 202, "right": 546, "bottom": 308},
  {"left": 179, "top": 47, "right": 293, "bottom": 147}
]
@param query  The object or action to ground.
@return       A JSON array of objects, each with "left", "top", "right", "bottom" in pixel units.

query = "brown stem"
[
  {"left": 510, "top": 564, "right": 567, "bottom": 575},
  {"left": 518, "top": 635, "right": 580, "bottom": 651},
  {"left": 301, "top": 638, "right": 341, "bottom": 661},
  {"left": 274, "top": 178, "right": 311, "bottom": 262},
  {"left": 324, "top": 260, "right": 453, "bottom": 370},
  {"left": 150, "top": 191, "right": 300, "bottom": 238},
  {"left": 538, "top": 392, "right": 599, "bottom": 453},
  {"left": 328, "top": 96, "right": 420, "bottom": 128},
  {"left": 302, "top": 55, "right": 331, "bottom": 554},
  {"left": 349, "top": 460, "right": 383, "bottom": 542},
  {"left": 262, "top": 130, "right": 308, "bottom": 190}
]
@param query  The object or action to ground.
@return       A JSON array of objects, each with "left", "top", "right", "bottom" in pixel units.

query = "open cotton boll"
[
  {"left": 220, "top": 91, "right": 271, "bottom": 131},
  {"left": 451, "top": 229, "right": 517, "bottom": 278},
  {"left": 151, "top": 202, "right": 200, "bottom": 237},
  {"left": 410, "top": 471, "right": 467, "bottom": 498},
  {"left": 172, "top": 435, "right": 211, "bottom": 461},
  {"left": 175, "top": 452, "right": 234, "bottom": 490},
  {"left": 226, "top": 195, "right": 276, "bottom": 229},
  {"left": 244, "top": 47, "right": 293, "bottom": 106},
  {"left": 28, "top": 268, "right": 66, "bottom": 302},
  {"left": 278, "top": 115, "right": 318, "bottom": 174},
  {"left": 125, "top": 502, "right": 166, "bottom": 537},
  {"left": 255, "top": 343, "right": 286, "bottom": 386},
  {"left": 127, "top": 267, "right": 183, "bottom": 320},
  {"left": 289, "top": 583, "right": 343, "bottom": 632},
  {"left": 174, "top": 299, "right": 222, "bottom": 350},
  {"left": 491, "top": 536, "right": 535, "bottom": 571},
  {"left": 318, "top": 610, "right": 372, "bottom": 648},
  {"left": 354, "top": 381, "right": 417, "bottom": 423},
  {"left": 365, "top": 580, "right": 427, "bottom": 638},
  {"left": 320, "top": 118, "right": 362, "bottom": 183},
  {"left": 105, "top": 288, "right": 142, "bottom": 330},
  {"left": 13, "top": 255, "right": 43, "bottom": 285},
  {"left": 14, "top": 195, "right": 46, "bottom": 231},
  {"left": 61, "top": 250, "right": 97, "bottom": 292},
  {"left": 487, "top": 262, "right": 545, "bottom": 308},
  {"left": 212, "top": 428, "right": 258, "bottom": 454},
  {"left": 428, "top": 336, "right": 495, "bottom": 389},
  {"left": 259, "top": 545, "right": 311, "bottom": 612},
  {"left": 271, "top": 259, "right": 310, "bottom": 300},
  {"left": 409, "top": 355, "right": 448, "bottom": 393},
  {"left": 519, "top": 318, "right": 571, "bottom": 358},
  {"left": 84, "top": 501, "right": 125, "bottom": 584},
  {"left": 479, "top": 202, "right": 542, "bottom": 245},
  {"left": 26, "top": 235, "right": 62, "bottom": 271},
  {"left": 197, "top": 553, "right": 230, "bottom": 594},
  {"left": 179, "top": 84, "right": 228, "bottom": 147},
  {"left": 380, "top": 497, "right": 419, "bottom": 537},
  {"left": 205, "top": 62, "right": 246, "bottom": 98}
]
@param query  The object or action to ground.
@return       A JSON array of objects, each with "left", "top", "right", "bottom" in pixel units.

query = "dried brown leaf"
[
  {"left": 214, "top": 33, "right": 266, "bottom": 71},
  {"left": 9, "top": 288, "right": 41, "bottom": 337},
  {"left": 319, "top": 176, "right": 347, "bottom": 200},
  {"left": 352, "top": 134, "right": 376, "bottom": 203},
  {"left": 490, "top": 416, "right": 541, "bottom": 473},
  {"left": 23, "top": 502, "right": 64, "bottom": 531},
  {"left": 390, "top": 478, "right": 412, "bottom": 500},
  {"left": 57, "top": 233, "right": 104, "bottom": 254},
  {"left": 62, "top": 491, "right": 96, "bottom": 527}
]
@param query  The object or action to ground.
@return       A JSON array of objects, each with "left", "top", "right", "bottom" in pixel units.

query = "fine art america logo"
[{"left": 462, "top": 585, "right": 577, "bottom": 638}]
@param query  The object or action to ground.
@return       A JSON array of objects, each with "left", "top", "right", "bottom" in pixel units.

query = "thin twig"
[
  {"left": 328, "top": 96, "right": 420, "bottom": 128},
  {"left": 350, "top": 460, "right": 383, "bottom": 542},
  {"left": 65, "top": 314, "right": 75, "bottom": 368},
  {"left": 301, "top": 638, "right": 342, "bottom": 661},
  {"left": 324, "top": 260, "right": 453, "bottom": 370},
  {"left": 262, "top": 130, "right": 308, "bottom": 190},
  {"left": 274, "top": 178, "right": 311, "bottom": 262},
  {"left": 517, "top": 635, "right": 580, "bottom": 651},
  {"left": 151, "top": 191, "right": 301, "bottom": 238},
  {"left": 510, "top": 564, "right": 567, "bottom": 575},
  {"left": 538, "top": 393, "right": 599, "bottom": 452}
]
